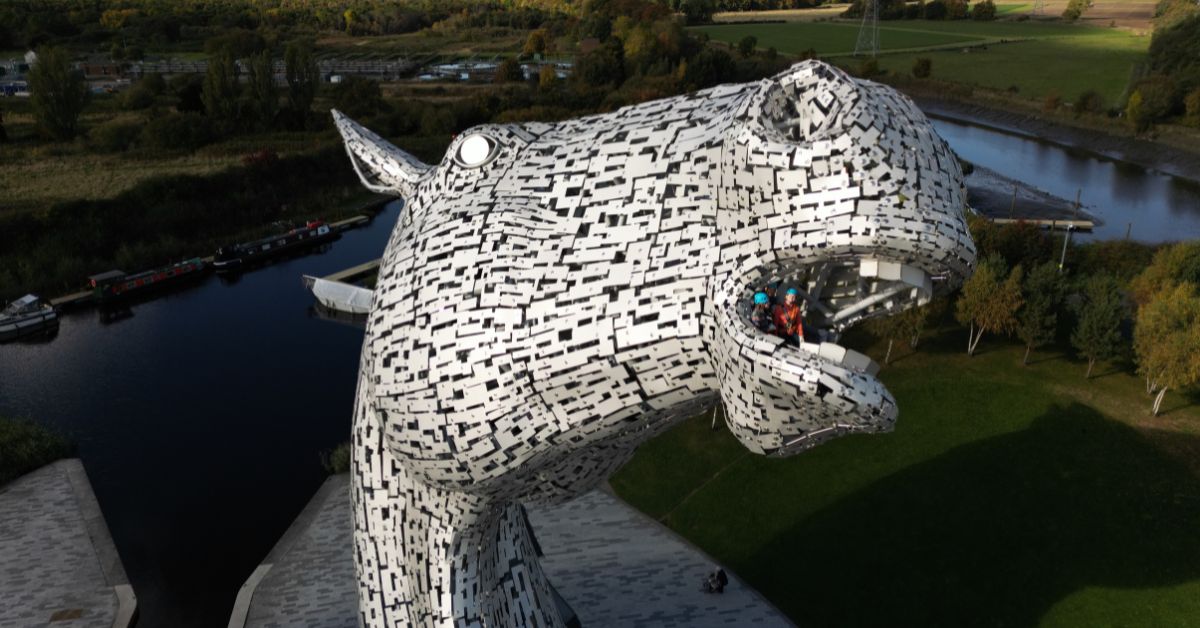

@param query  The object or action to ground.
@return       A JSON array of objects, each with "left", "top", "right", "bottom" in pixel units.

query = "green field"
[
  {"left": 695, "top": 20, "right": 1150, "bottom": 105},
  {"left": 612, "top": 324, "right": 1200, "bottom": 627}
]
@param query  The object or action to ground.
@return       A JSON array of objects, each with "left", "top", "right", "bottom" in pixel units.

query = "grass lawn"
[{"left": 611, "top": 323, "right": 1200, "bottom": 627}]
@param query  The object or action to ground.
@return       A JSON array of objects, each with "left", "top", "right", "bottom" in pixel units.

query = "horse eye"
[{"left": 456, "top": 134, "right": 497, "bottom": 168}]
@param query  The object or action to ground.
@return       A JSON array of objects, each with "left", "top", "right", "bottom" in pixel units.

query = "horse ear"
[{"left": 332, "top": 109, "right": 431, "bottom": 198}]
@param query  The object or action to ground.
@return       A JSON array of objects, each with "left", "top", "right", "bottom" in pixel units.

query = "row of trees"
[
  {"left": 844, "top": 0, "right": 997, "bottom": 21},
  {"left": 885, "top": 218, "right": 1200, "bottom": 416},
  {"left": 22, "top": 36, "right": 321, "bottom": 145}
]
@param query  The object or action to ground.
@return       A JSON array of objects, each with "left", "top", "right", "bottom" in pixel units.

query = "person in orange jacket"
[{"left": 773, "top": 287, "right": 804, "bottom": 345}]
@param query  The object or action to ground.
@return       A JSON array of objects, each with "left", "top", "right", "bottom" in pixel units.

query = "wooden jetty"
[{"left": 323, "top": 259, "right": 380, "bottom": 284}]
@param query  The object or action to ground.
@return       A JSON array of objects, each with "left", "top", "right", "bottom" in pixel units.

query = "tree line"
[{"left": 867, "top": 218, "right": 1200, "bottom": 416}]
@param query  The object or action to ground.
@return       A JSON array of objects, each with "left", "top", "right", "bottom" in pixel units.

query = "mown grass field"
[
  {"left": 611, "top": 322, "right": 1200, "bottom": 627},
  {"left": 696, "top": 19, "right": 1149, "bottom": 106}
]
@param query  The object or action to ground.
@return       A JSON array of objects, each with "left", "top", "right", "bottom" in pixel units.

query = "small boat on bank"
[
  {"left": 213, "top": 220, "right": 338, "bottom": 272},
  {"left": 0, "top": 294, "right": 58, "bottom": 341},
  {"left": 89, "top": 258, "right": 208, "bottom": 301}
]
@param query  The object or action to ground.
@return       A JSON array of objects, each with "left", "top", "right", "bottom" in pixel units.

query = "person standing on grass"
[{"left": 773, "top": 288, "right": 804, "bottom": 346}]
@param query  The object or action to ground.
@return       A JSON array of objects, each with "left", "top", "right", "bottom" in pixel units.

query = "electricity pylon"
[{"left": 854, "top": 0, "right": 880, "bottom": 57}]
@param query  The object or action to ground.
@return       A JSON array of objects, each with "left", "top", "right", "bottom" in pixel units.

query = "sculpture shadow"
[{"left": 744, "top": 402, "right": 1200, "bottom": 627}]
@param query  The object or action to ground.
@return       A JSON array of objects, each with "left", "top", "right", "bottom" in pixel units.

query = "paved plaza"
[
  {"left": 236, "top": 475, "right": 794, "bottom": 627},
  {"left": 0, "top": 459, "right": 135, "bottom": 628}
]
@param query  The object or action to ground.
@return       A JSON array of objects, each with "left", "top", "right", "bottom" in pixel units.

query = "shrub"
[
  {"left": 1186, "top": 88, "right": 1200, "bottom": 122},
  {"left": 1062, "top": 0, "right": 1088, "bottom": 20},
  {"left": 1073, "top": 89, "right": 1105, "bottom": 115},
  {"left": 737, "top": 35, "right": 757, "bottom": 58},
  {"left": 924, "top": 0, "right": 948, "bottom": 19},
  {"left": 121, "top": 83, "right": 157, "bottom": 109},
  {"left": 857, "top": 58, "right": 881, "bottom": 78},
  {"left": 139, "top": 112, "right": 213, "bottom": 152},
  {"left": 1127, "top": 76, "right": 1181, "bottom": 130},
  {"left": 0, "top": 417, "right": 73, "bottom": 486},
  {"left": 1043, "top": 91, "right": 1062, "bottom": 112},
  {"left": 494, "top": 58, "right": 525, "bottom": 83},
  {"left": 912, "top": 57, "right": 932, "bottom": 78},
  {"left": 90, "top": 118, "right": 141, "bottom": 152},
  {"left": 322, "top": 442, "right": 351, "bottom": 474}
]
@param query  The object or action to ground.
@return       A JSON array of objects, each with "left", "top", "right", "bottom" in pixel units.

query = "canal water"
[
  {"left": 0, "top": 118, "right": 1197, "bottom": 627},
  {"left": 931, "top": 117, "right": 1200, "bottom": 243},
  {"left": 0, "top": 202, "right": 397, "bottom": 627}
]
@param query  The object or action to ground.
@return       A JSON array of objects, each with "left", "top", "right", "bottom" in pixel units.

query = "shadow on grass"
[{"left": 742, "top": 403, "right": 1200, "bottom": 628}]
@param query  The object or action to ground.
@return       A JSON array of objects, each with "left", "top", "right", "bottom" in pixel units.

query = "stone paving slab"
[
  {"left": 0, "top": 459, "right": 136, "bottom": 628},
  {"left": 237, "top": 476, "right": 793, "bottom": 628}
]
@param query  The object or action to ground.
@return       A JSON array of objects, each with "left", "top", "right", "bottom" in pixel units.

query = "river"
[{"left": 1, "top": 117, "right": 1197, "bottom": 628}]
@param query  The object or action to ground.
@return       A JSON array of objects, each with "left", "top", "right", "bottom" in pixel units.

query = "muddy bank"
[
  {"left": 915, "top": 97, "right": 1200, "bottom": 183},
  {"left": 966, "top": 165, "right": 1095, "bottom": 224}
]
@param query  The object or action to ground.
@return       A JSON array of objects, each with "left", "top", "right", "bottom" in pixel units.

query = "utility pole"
[{"left": 1009, "top": 183, "right": 1017, "bottom": 219}]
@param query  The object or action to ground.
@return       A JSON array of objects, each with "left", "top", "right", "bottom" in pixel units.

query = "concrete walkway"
[
  {"left": 232, "top": 475, "right": 793, "bottom": 627},
  {"left": 0, "top": 459, "right": 136, "bottom": 628}
]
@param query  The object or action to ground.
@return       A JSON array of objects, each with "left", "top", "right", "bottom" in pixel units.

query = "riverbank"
[{"left": 911, "top": 91, "right": 1200, "bottom": 183}]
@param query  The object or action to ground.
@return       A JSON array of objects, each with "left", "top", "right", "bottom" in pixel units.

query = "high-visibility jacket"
[{"left": 773, "top": 303, "right": 803, "bottom": 338}]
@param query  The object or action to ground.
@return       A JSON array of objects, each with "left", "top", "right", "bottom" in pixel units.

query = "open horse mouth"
[{"left": 723, "top": 252, "right": 955, "bottom": 455}]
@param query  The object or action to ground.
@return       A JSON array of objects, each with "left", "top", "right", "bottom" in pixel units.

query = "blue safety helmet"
[
  {"left": 753, "top": 292, "right": 769, "bottom": 305},
  {"left": 786, "top": 288, "right": 799, "bottom": 297}
]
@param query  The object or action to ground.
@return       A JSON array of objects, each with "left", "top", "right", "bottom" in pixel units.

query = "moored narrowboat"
[
  {"left": 89, "top": 258, "right": 208, "bottom": 301},
  {"left": 213, "top": 220, "right": 338, "bottom": 272}
]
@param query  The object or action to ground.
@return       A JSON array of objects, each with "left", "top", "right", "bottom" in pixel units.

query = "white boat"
[
  {"left": 0, "top": 294, "right": 58, "bottom": 341},
  {"left": 302, "top": 276, "right": 373, "bottom": 315}
]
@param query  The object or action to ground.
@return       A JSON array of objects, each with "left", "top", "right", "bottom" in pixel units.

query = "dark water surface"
[
  {"left": 1, "top": 117, "right": 1197, "bottom": 627},
  {"left": 931, "top": 117, "right": 1200, "bottom": 243},
  {"left": 0, "top": 202, "right": 397, "bottom": 627}
]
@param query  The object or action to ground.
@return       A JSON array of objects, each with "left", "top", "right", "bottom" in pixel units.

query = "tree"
[
  {"left": 202, "top": 50, "right": 240, "bottom": 134},
  {"left": 955, "top": 255, "right": 1024, "bottom": 356},
  {"left": 679, "top": 0, "right": 717, "bottom": 25},
  {"left": 864, "top": 304, "right": 930, "bottom": 365},
  {"left": 523, "top": 29, "right": 550, "bottom": 57},
  {"left": 1129, "top": 241, "right": 1200, "bottom": 306},
  {"left": 737, "top": 35, "right": 757, "bottom": 58},
  {"left": 972, "top": 0, "right": 997, "bottom": 20},
  {"left": 494, "top": 58, "right": 525, "bottom": 84},
  {"left": 1016, "top": 262, "right": 1063, "bottom": 365},
  {"left": 284, "top": 41, "right": 319, "bottom": 128},
  {"left": 246, "top": 52, "right": 278, "bottom": 131},
  {"left": 1062, "top": 0, "right": 1088, "bottom": 21},
  {"left": 1071, "top": 275, "right": 1126, "bottom": 379},
  {"left": 538, "top": 66, "right": 558, "bottom": 91},
  {"left": 27, "top": 46, "right": 89, "bottom": 140},
  {"left": 1134, "top": 282, "right": 1200, "bottom": 415}
]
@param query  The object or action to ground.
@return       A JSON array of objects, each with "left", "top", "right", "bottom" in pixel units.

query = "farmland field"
[{"left": 695, "top": 19, "right": 1149, "bottom": 105}]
